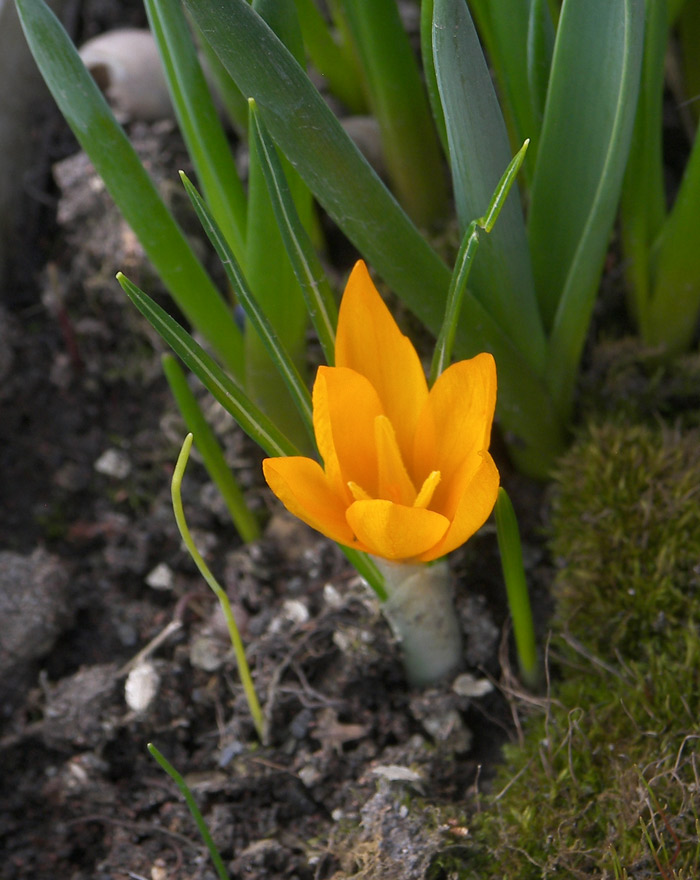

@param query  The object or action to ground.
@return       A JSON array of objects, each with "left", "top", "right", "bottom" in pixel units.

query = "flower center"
[{"left": 347, "top": 415, "right": 441, "bottom": 509}]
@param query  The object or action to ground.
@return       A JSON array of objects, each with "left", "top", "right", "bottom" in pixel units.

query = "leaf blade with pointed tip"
[{"left": 14, "top": 0, "right": 244, "bottom": 377}]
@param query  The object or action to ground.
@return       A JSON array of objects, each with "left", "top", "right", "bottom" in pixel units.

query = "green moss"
[{"left": 455, "top": 421, "right": 700, "bottom": 878}]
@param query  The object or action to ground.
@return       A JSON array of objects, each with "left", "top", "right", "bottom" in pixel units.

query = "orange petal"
[
  {"left": 416, "top": 452, "right": 500, "bottom": 562},
  {"left": 413, "top": 470, "right": 441, "bottom": 509},
  {"left": 335, "top": 261, "right": 428, "bottom": 457},
  {"left": 262, "top": 456, "right": 356, "bottom": 547},
  {"left": 374, "top": 415, "right": 416, "bottom": 506},
  {"left": 313, "top": 366, "right": 382, "bottom": 502},
  {"left": 346, "top": 499, "right": 449, "bottom": 561},
  {"left": 413, "top": 352, "right": 497, "bottom": 497}
]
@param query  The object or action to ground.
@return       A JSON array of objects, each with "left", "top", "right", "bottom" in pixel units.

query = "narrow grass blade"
[
  {"left": 162, "top": 354, "right": 261, "bottom": 543},
  {"left": 432, "top": 0, "right": 545, "bottom": 376},
  {"left": 249, "top": 100, "right": 337, "bottom": 364},
  {"left": 293, "top": 0, "right": 365, "bottom": 112},
  {"left": 467, "top": 0, "right": 542, "bottom": 181},
  {"left": 193, "top": 17, "right": 249, "bottom": 134},
  {"left": 148, "top": 743, "right": 230, "bottom": 880},
  {"left": 242, "top": 6, "right": 312, "bottom": 448},
  {"left": 144, "top": 0, "right": 247, "bottom": 266},
  {"left": 419, "top": 0, "right": 448, "bottom": 157},
  {"left": 15, "top": 0, "right": 244, "bottom": 378},
  {"left": 647, "top": 124, "right": 700, "bottom": 354},
  {"left": 494, "top": 488, "right": 538, "bottom": 688},
  {"left": 526, "top": 0, "right": 555, "bottom": 130},
  {"left": 118, "top": 272, "right": 299, "bottom": 458},
  {"left": 178, "top": 173, "right": 314, "bottom": 444},
  {"left": 172, "top": 434, "right": 265, "bottom": 741},
  {"left": 339, "top": 0, "right": 448, "bottom": 226},
  {"left": 536, "top": 0, "right": 645, "bottom": 417},
  {"left": 619, "top": 0, "right": 668, "bottom": 334},
  {"left": 431, "top": 140, "right": 530, "bottom": 383}
]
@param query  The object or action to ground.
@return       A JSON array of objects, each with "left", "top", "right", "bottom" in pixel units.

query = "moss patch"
[{"left": 459, "top": 421, "right": 700, "bottom": 878}]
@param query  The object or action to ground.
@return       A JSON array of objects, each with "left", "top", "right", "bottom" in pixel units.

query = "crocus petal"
[
  {"left": 413, "top": 352, "right": 497, "bottom": 500},
  {"left": 416, "top": 452, "right": 500, "bottom": 562},
  {"left": 374, "top": 415, "right": 416, "bottom": 506},
  {"left": 413, "top": 470, "right": 441, "bottom": 509},
  {"left": 346, "top": 499, "right": 449, "bottom": 561},
  {"left": 335, "top": 261, "right": 428, "bottom": 455},
  {"left": 262, "top": 456, "right": 356, "bottom": 546},
  {"left": 313, "top": 366, "right": 382, "bottom": 502}
]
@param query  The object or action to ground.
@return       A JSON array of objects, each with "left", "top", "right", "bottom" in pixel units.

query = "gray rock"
[{"left": 0, "top": 549, "right": 71, "bottom": 713}]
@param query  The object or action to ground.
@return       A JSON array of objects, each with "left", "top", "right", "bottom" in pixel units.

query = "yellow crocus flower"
[{"left": 263, "top": 260, "right": 500, "bottom": 563}]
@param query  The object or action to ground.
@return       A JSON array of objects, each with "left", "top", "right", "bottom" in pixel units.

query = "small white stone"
[
  {"left": 281, "top": 599, "right": 310, "bottom": 624},
  {"left": 94, "top": 448, "right": 131, "bottom": 479},
  {"left": 145, "top": 562, "right": 174, "bottom": 591},
  {"left": 372, "top": 765, "right": 424, "bottom": 785},
  {"left": 298, "top": 765, "right": 321, "bottom": 787},
  {"left": 452, "top": 672, "right": 494, "bottom": 698},
  {"left": 125, "top": 662, "right": 160, "bottom": 712},
  {"left": 323, "top": 583, "right": 343, "bottom": 608}
]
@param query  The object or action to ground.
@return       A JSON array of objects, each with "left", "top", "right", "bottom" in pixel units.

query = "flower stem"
[{"left": 376, "top": 559, "right": 462, "bottom": 687}]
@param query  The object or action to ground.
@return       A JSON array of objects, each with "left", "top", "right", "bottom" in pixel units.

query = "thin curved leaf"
[
  {"left": 433, "top": 0, "right": 545, "bottom": 375},
  {"left": 531, "top": 0, "right": 644, "bottom": 415},
  {"left": 144, "top": 0, "right": 247, "bottom": 264},
  {"left": 118, "top": 273, "right": 298, "bottom": 458},
  {"left": 15, "top": 0, "right": 244, "bottom": 377}
]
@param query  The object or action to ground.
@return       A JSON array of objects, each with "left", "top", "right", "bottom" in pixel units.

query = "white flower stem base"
[{"left": 375, "top": 558, "right": 463, "bottom": 688}]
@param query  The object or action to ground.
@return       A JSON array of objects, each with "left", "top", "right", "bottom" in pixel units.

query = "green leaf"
[
  {"left": 293, "top": 0, "right": 366, "bottom": 112},
  {"left": 144, "top": 0, "right": 247, "bottom": 266},
  {"left": 170, "top": 434, "right": 266, "bottom": 742},
  {"left": 647, "top": 123, "right": 700, "bottom": 354},
  {"left": 178, "top": 173, "right": 314, "bottom": 444},
  {"left": 118, "top": 273, "right": 298, "bottom": 458},
  {"left": 14, "top": 0, "right": 244, "bottom": 378},
  {"left": 430, "top": 139, "right": 530, "bottom": 383},
  {"left": 619, "top": 0, "right": 668, "bottom": 333},
  {"left": 495, "top": 488, "right": 538, "bottom": 688},
  {"left": 244, "top": 0, "right": 313, "bottom": 449},
  {"left": 432, "top": 0, "right": 545, "bottom": 375},
  {"left": 183, "top": 0, "right": 450, "bottom": 332},
  {"left": 249, "top": 100, "right": 337, "bottom": 364},
  {"left": 530, "top": 0, "right": 645, "bottom": 416},
  {"left": 162, "top": 355, "right": 261, "bottom": 543},
  {"left": 526, "top": 0, "right": 555, "bottom": 130},
  {"left": 339, "top": 0, "right": 448, "bottom": 226},
  {"left": 467, "top": 0, "right": 542, "bottom": 181},
  {"left": 148, "top": 743, "right": 231, "bottom": 879}
]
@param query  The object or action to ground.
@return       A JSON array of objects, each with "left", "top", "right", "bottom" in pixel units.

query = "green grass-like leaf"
[
  {"left": 248, "top": 100, "right": 337, "bottom": 365},
  {"left": 144, "top": 0, "right": 247, "bottom": 266},
  {"left": 14, "top": 0, "right": 244, "bottom": 377},
  {"left": 178, "top": 172, "right": 314, "bottom": 445},
  {"left": 529, "top": 0, "right": 645, "bottom": 416},
  {"left": 338, "top": 0, "right": 448, "bottom": 226},
  {"left": 117, "top": 272, "right": 298, "bottom": 458},
  {"left": 162, "top": 354, "right": 261, "bottom": 543},
  {"left": 432, "top": 0, "right": 545, "bottom": 376}
]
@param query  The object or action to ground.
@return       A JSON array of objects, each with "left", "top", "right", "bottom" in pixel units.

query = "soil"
[{"left": 0, "top": 9, "right": 552, "bottom": 880}]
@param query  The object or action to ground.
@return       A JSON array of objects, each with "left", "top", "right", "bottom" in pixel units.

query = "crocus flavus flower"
[{"left": 263, "top": 261, "right": 500, "bottom": 563}]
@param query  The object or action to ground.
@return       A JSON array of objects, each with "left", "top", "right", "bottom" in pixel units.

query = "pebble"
[
  {"left": 124, "top": 661, "right": 160, "bottom": 713},
  {"left": 145, "top": 562, "right": 174, "bottom": 591},
  {"left": 94, "top": 448, "right": 131, "bottom": 479}
]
